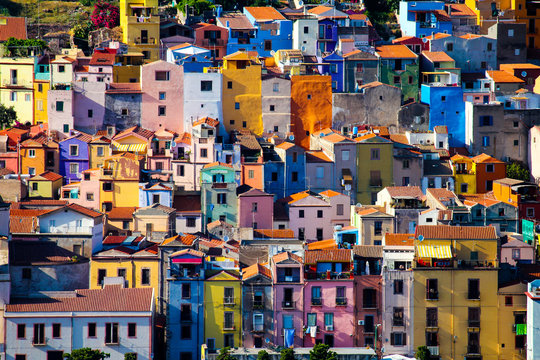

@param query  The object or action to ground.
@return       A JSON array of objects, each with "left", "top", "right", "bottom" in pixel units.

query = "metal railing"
[
  {"left": 336, "top": 297, "right": 347, "bottom": 306},
  {"left": 282, "top": 300, "right": 296, "bottom": 308}
]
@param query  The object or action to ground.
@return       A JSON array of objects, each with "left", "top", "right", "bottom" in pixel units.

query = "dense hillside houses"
[{"left": 1, "top": 0, "right": 540, "bottom": 359}]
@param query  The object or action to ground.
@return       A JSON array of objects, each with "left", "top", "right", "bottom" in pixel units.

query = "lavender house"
[
  {"left": 272, "top": 252, "right": 304, "bottom": 348},
  {"left": 304, "top": 249, "right": 355, "bottom": 347},
  {"left": 237, "top": 185, "right": 274, "bottom": 229},
  {"left": 59, "top": 132, "right": 91, "bottom": 183}
]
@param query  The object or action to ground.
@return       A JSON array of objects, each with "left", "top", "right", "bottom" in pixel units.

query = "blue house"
[
  {"left": 317, "top": 18, "right": 339, "bottom": 54},
  {"left": 398, "top": 1, "right": 453, "bottom": 38},
  {"left": 167, "top": 249, "right": 205, "bottom": 360},
  {"left": 165, "top": 44, "right": 213, "bottom": 72},
  {"left": 274, "top": 141, "right": 306, "bottom": 197},
  {"left": 322, "top": 52, "right": 344, "bottom": 92},
  {"left": 420, "top": 84, "right": 465, "bottom": 147},
  {"left": 34, "top": 55, "right": 51, "bottom": 81},
  {"left": 139, "top": 182, "right": 174, "bottom": 207},
  {"left": 58, "top": 132, "right": 91, "bottom": 184},
  {"left": 217, "top": 7, "right": 292, "bottom": 57},
  {"left": 200, "top": 162, "right": 238, "bottom": 229}
]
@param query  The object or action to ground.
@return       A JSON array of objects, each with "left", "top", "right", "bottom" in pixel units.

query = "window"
[
  {"left": 15, "top": 355, "right": 26, "bottom": 360},
  {"left": 224, "top": 311, "right": 234, "bottom": 329},
  {"left": 25, "top": 94, "right": 30, "bottom": 102},
  {"left": 98, "top": 269, "right": 106, "bottom": 285},
  {"left": 426, "top": 307, "right": 438, "bottom": 327},
  {"left": 505, "top": 296, "right": 513, "bottom": 306},
  {"left": 227, "top": 81, "right": 233, "bottom": 89},
  {"left": 479, "top": 116, "right": 493, "bottom": 126},
  {"left": 390, "top": 332, "right": 406, "bottom": 346},
  {"left": 402, "top": 177, "right": 410, "bottom": 186},
  {"left": 312, "top": 286, "right": 322, "bottom": 305},
  {"left": 487, "top": 42, "right": 493, "bottom": 51},
  {"left": 264, "top": 39, "right": 272, "bottom": 51},
  {"left": 426, "top": 279, "right": 438, "bottom": 300},
  {"left": 307, "top": 313, "right": 316, "bottom": 327},
  {"left": 307, "top": 94, "right": 312, "bottom": 100},
  {"left": 394, "top": 279, "right": 404, "bottom": 294},
  {"left": 200, "top": 148, "right": 208, "bottom": 158},
  {"left": 17, "top": 323, "right": 25, "bottom": 338},
  {"left": 121, "top": 108, "right": 129, "bottom": 116},
  {"left": 316, "top": 228, "right": 323, "bottom": 240},
  {"left": 324, "top": 313, "right": 334, "bottom": 329},
  {"left": 374, "top": 221, "right": 382, "bottom": 236},
  {"left": 481, "top": 61, "right": 487, "bottom": 69},
  {"left": 371, "top": 148, "right": 380, "bottom": 160},
  {"left": 269, "top": 104, "right": 275, "bottom": 112},
  {"left": 363, "top": 288, "right": 376, "bottom": 308},
  {"left": 182, "top": 283, "right": 191, "bottom": 299},
  {"left": 158, "top": 106, "right": 166, "bottom": 116},
  {"left": 356, "top": 63, "right": 363, "bottom": 72},
  {"left": 393, "top": 307, "right": 404, "bottom": 326},
  {"left": 217, "top": 193, "right": 227, "bottom": 204},
  {"left": 298, "top": 227, "right": 305, "bottom": 240},
  {"left": 86, "top": 192, "right": 94, "bottom": 201},
  {"left": 155, "top": 71, "right": 170, "bottom": 81},
  {"left": 87, "top": 323, "right": 97, "bottom": 338},
  {"left": 58, "top": 65, "right": 65, "bottom": 72},
  {"left": 152, "top": 194, "right": 160, "bottom": 204},
  {"left": 468, "top": 279, "right": 480, "bottom": 300},
  {"left": 514, "top": 139, "right": 519, "bottom": 146},
  {"left": 103, "top": 182, "right": 113, "bottom": 191},
  {"left": 292, "top": 172, "right": 298, "bottom": 182},
  {"left": 70, "top": 163, "right": 79, "bottom": 175},
  {"left": 235, "top": 102, "right": 240, "bottom": 110},
  {"left": 201, "top": 81, "right": 212, "bottom": 91},
  {"left": 52, "top": 323, "right": 61, "bottom": 338},
  {"left": 248, "top": 169, "right": 255, "bottom": 179},
  {"left": 527, "top": 208, "right": 535, "bottom": 217},
  {"left": 141, "top": 268, "right": 150, "bottom": 285},
  {"left": 515, "top": 48, "right": 520, "bottom": 56},
  {"left": 317, "top": 210, "right": 323, "bottom": 218},
  {"left": 393, "top": 76, "right": 401, "bottom": 84},
  {"left": 31, "top": 182, "right": 38, "bottom": 191},
  {"left": 242, "top": 121, "right": 247, "bottom": 128},
  {"left": 272, "top": 83, "right": 279, "bottom": 92},
  {"left": 446, "top": 43, "right": 453, "bottom": 51},
  {"left": 9, "top": 91, "right": 16, "bottom": 102},
  {"left": 337, "top": 204, "right": 344, "bottom": 216},
  {"left": 56, "top": 101, "right": 64, "bottom": 112},
  {"left": 105, "top": 323, "right": 119, "bottom": 344},
  {"left": 482, "top": 136, "right": 490, "bottom": 147},
  {"left": 512, "top": 248, "right": 521, "bottom": 260},
  {"left": 508, "top": 29, "right": 514, "bottom": 36},
  {"left": 128, "top": 323, "right": 136, "bottom": 337},
  {"left": 461, "top": 183, "right": 468, "bottom": 193},
  {"left": 33, "top": 323, "right": 45, "bottom": 345}
]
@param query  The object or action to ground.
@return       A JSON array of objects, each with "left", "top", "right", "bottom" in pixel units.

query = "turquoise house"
[{"left": 200, "top": 162, "right": 238, "bottom": 230}]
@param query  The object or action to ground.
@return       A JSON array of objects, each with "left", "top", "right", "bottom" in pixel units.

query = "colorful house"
[
  {"left": 375, "top": 45, "right": 419, "bottom": 102},
  {"left": 497, "top": 281, "right": 527, "bottom": 360},
  {"left": 133, "top": 204, "right": 176, "bottom": 240},
  {"left": 304, "top": 249, "right": 355, "bottom": 347},
  {"left": 59, "top": 132, "right": 91, "bottom": 184},
  {"left": 221, "top": 51, "right": 263, "bottom": 135},
  {"left": 99, "top": 152, "right": 143, "bottom": 212},
  {"left": 322, "top": 52, "right": 344, "bottom": 92},
  {"left": 119, "top": 0, "right": 160, "bottom": 61},
  {"left": 451, "top": 154, "right": 477, "bottom": 194},
  {"left": 471, "top": 153, "right": 506, "bottom": 193},
  {"left": 241, "top": 7, "right": 293, "bottom": 57},
  {"left": 139, "top": 182, "right": 173, "bottom": 207},
  {"left": 34, "top": 75, "right": 49, "bottom": 125},
  {"left": 272, "top": 141, "right": 307, "bottom": 198},
  {"left": 192, "top": 22, "right": 228, "bottom": 60},
  {"left": 60, "top": 168, "right": 102, "bottom": 210},
  {"left": 19, "top": 134, "right": 59, "bottom": 175},
  {"left": 493, "top": 178, "right": 540, "bottom": 225},
  {"left": 200, "top": 162, "right": 238, "bottom": 229},
  {"left": 343, "top": 49, "right": 379, "bottom": 92},
  {"left": 167, "top": 249, "right": 206, "bottom": 360},
  {"left": 28, "top": 171, "right": 63, "bottom": 199},
  {"left": 147, "top": 129, "right": 175, "bottom": 181},
  {"left": 237, "top": 186, "right": 274, "bottom": 229},
  {"left": 398, "top": 0, "right": 453, "bottom": 38},
  {"left": 89, "top": 135, "right": 112, "bottom": 169},
  {"left": 242, "top": 263, "right": 273, "bottom": 348},
  {"left": 104, "top": 206, "right": 137, "bottom": 236},
  {"left": 112, "top": 126, "right": 154, "bottom": 156},
  {"left": 0, "top": 57, "right": 35, "bottom": 125}
]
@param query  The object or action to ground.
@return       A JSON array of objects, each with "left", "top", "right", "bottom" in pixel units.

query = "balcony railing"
[
  {"left": 336, "top": 297, "right": 347, "bottom": 306},
  {"left": 223, "top": 322, "right": 235, "bottom": 330},
  {"left": 277, "top": 275, "right": 300, "bottom": 282},
  {"left": 305, "top": 271, "right": 352, "bottom": 280},
  {"left": 426, "top": 292, "right": 439, "bottom": 300},
  {"left": 134, "top": 37, "right": 157, "bottom": 45},
  {"left": 223, "top": 297, "right": 235, "bottom": 305},
  {"left": 2, "top": 80, "right": 33, "bottom": 89},
  {"left": 427, "top": 346, "right": 439, "bottom": 356},
  {"left": 202, "top": 39, "right": 225, "bottom": 46},
  {"left": 127, "top": 15, "right": 160, "bottom": 24},
  {"left": 282, "top": 300, "right": 295, "bottom": 309},
  {"left": 311, "top": 298, "right": 322, "bottom": 306},
  {"left": 467, "top": 345, "right": 481, "bottom": 355}
]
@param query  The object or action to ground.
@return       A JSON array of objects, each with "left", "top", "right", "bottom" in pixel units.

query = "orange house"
[
  {"left": 241, "top": 160, "right": 264, "bottom": 190},
  {"left": 290, "top": 75, "right": 332, "bottom": 149},
  {"left": 472, "top": 153, "right": 506, "bottom": 193},
  {"left": 19, "top": 135, "right": 59, "bottom": 176}
]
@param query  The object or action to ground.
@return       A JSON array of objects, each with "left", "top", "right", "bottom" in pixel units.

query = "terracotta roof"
[
  {"left": 245, "top": 6, "right": 286, "bottom": 20},
  {"left": 89, "top": 52, "right": 115, "bottom": 66},
  {"left": 385, "top": 186, "right": 423, "bottom": 199},
  {"left": 389, "top": 134, "right": 410, "bottom": 145},
  {"left": 422, "top": 51, "right": 454, "bottom": 63},
  {"left": 376, "top": 45, "right": 417, "bottom": 59},
  {"left": 384, "top": 233, "right": 414, "bottom": 246},
  {"left": 6, "top": 286, "right": 153, "bottom": 313},
  {"left": 102, "top": 235, "right": 145, "bottom": 246},
  {"left": 134, "top": 203, "right": 175, "bottom": 216},
  {"left": 193, "top": 117, "right": 220, "bottom": 128},
  {"left": 487, "top": 70, "right": 525, "bottom": 83},
  {"left": 113, "top": 126, "right": 154, "bottom": 141},
  {"left": 353, "top": 245, "right": 383, "bottom": 258},
  {"left": 416, "top": 225, "right": 498, "bottom": 239},
  {"left": 161, "top": 233, "right": 198, "bottom": 246},
  {"left": 472, "top": 153, "right": 504, "bottom": 163},
  {"left": 460, "top": 193, "right": 500, "bottom": 207},
  {"left": 253, "top": 229, "right": 295, "bottom": 239},
  {"left": 348, "top": 13, "right": 368, "bottom": 20},
  {"left": 354, "top": 206, "right": 388, "bottom": 216},
  {"left": 106, "top": 83, "right": 142, "bottom": 94},
  {"left": 429, "top": 33, "right": 452, "bottom": 40},
  {"left": 459, "top": 33, "right": 483, "bottom": 39},
  {"left": 175, "top": 132, "right": 191, "bottom": 145},
  {"left": 306, "top": 150, "right": 333, "bottom": 163},
  {"left": 392, "top": 35, "right": 418, "bottom": 42},
  {"left": 319, "top": 189, "right": 343, "bottom": 198},
  {"left": 202, "top": 161, "right": 233, "bottom": 169},
  {"left": 107, "top": 207, "right": 137, "bottom": 220},
  {"left": 275, "top": 141, "right": 295, "bottom": 150},
  {"left": 426, "top": 188, "right": 457, "bottom": 201},
  {"left": 307, "top": 239, "right": 338, "bottom": 250},
  {"left": 218, "top": 13, "right": 255, "bottom": 29},
  {"left": 273, "top": 251, "right": 303, "bottom": 264},
  {"left": 43, "top": 203, "right": 102, "bottom": 218},
  {"left": 500, "top": 63, "right": 540, "bottom": 71},
  {"left": 433, "top": 9, "right": 451, "bottom": 22},
  {"left": 304, "top": 249, "right": 352, "bottom": 264},
  {"left": 447, "top": 3, "right": 476, "bottom": 16},
  {"left": 308, "top": 5, "right": 334, "bottom": 14},
  {"left": 322, "top": 133, "right": 354, "bottom": 144},
  {"left": 434, "top": 125, "right": 448, "bottom": 134},
  {"left": 242, "top": 263, "right": 272, "bottom": 280},
  {"left": 9, "top": 241, "right": 86, "bottom": 265},
  {"left": 31, "top": 171, "right": 62, "bottom": 182},
  {"left": 170, "top": 248, "right": 205, "bottom": 258},
  {"left": 280, "top": 190, "right": 312, "bottom": 204},
  {"left": 0, "top": 17, "right": 27, "bottom": 41}
]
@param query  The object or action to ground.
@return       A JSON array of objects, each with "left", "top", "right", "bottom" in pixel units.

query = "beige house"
[
  {"left": 105, "top": 206, "right": 137, "bottom": 236},
  {"left": 350, "top": 206, "right": 395, "bottom": 246},
  {"left": 133, "top": 203, "right": 176, "bottom": 241}
]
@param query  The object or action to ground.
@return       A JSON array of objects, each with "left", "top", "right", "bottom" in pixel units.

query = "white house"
[
  {"left": 183, "top": 71, "right": 224, "bottom": 136},
  {"left": 4, "top": 286, "right": 154, "bottom": 360},
  {"left": 292, "top": 18, "right": 319, "bottom": 56}
]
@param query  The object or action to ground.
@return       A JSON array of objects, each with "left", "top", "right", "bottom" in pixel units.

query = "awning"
[
  {"left": 112, "top": 143, "right": 147, "bottom": 152},
  {"left": 171, "top": 258, "right": 202, "bottom": 264},
  {"left": 417, "top": 245, "right": 452, "bottom": 258},
  {"left": 342, "top": 168, "right": 353, "bottom": 184}
]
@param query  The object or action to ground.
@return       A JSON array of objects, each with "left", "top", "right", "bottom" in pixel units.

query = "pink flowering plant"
[{"left": 91, "top": 1, "right": 120, "bottom": 29}]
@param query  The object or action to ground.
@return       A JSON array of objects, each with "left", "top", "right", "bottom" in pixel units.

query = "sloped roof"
[
  {"left": 275, "top": 141, "right": 295, "bottom": 150},
  {"left": 319, "top": 190, "right": 343, "bottom": 198},
  {"left": 308, "top": 5, "right": 333, "bottom": 14},
  {"left": 170, "top": 248, "right": 205, "bottom": 258},
  {"left": 102, "top": 235, "right": 145, "bottom": 246},
  {"left": 384, "top": 233, "right": 414, "bottom": 246},
  {"left": 106, "top": 83, "right": 142, "bottom": 94},
  {"left": 0, "top": 17, "right": 27, "bottom": 41},
  {"left": 447, "top": 3, "right": 476, "bottom": 16},
  {"left": 416, "top": 225, "right": 498, "bottom": 239},
  {"left": 242, "top": 263, "right": 272, "bottom": 280},
  {"left": 353, "top": 245, "right": 383, "bottom": 258},
  {"left": 426, "top": 188, "right": 457, "bottom": 201},
  {"left": 30, "top": 171, "right": 62, "bottom": 182},
  {"left": 134, "top": 203, "right": 175, "bottom": 216},
  {"left": 273, "top": 251, "right": 303, "bottom": 264},
  {"left": 304, "top": 249, "right": 352, "bottom": 264},
  {"left": 422, "top": 51, "right": 454, "bottom": 63},
  {"left": 253, "top": 229, "right": 295, "bottom": 239},
  {"left": 307, "top": 239, "right": 338, "bottom": 250},
  {"left": 89, "top": 52, "right": 116, "bottom": 66},
  {"left": 6, "top": 286, "right": 153, "bottom": 313},
  {"left": 202, "top": 161, "right": 233, "bottom": 169},
  {"left": 472, "top": 153, "right": 504, "bottom": 163},
  {"left": 376, "top": 45, "right": 417, "bottom": 59},
  {"left": 486, "top": 70, "right": 525, "bottom": 83},
  {"left": 193, "top": 117, "right": 220, "bottom": 128},
  {"left": 306, "top": 150, "right": 333, "bottom": 163},
  {"left": 385, "top": 186, "right": 423, "bottom": 199},
  {"left": 245, "top": 6, "right": 286, "bottom": 21},
  {"left": 161, "top": 233, "right": 198, "bottom": 246},
  {"left": 106, "top": 207, "right": 137, "bottom": 220},
  {"left": 113, "top": 126, "right": 154, "bottom": 141},
  {"left": 218, "top": 13, "right": 255, "bottom": 29}
]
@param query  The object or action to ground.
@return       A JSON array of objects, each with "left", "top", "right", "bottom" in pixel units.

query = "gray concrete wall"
[{"left": 104, "top": 93, "right": 142, "bottom": 131}]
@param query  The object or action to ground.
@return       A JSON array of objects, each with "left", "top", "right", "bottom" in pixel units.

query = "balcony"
[
  {"left": 282, "top": 300, "right": 296, "bottom": 309},
  {"left": 223, "top": 297, "right": 235, "bottom": 306},
  {"left": 2, "top": 80, "right": 33, "bottom": 89},
  {"left": 427, "top": 346, "right": 439, "bottom": 356},
  {"left": 467, "top": 345, "right": 481, "bottom": 355},
  {"left": 223, "top": 322, "right": 235, "bottom": 330},
  {"left": 311, "top": 298, "right": 322, "bottom": 306},
  {"left": 336, "top": 297, "right": 347, "bottom": 306},
  {"left": 305, "top": 271, "right": 353, "bottom": 280},
  {"left": 127, "top": 15, "right": 160, "bottom": 24},
  {"left": 134, "top": 37, "right": 157, "bottom": 45},
  {"left": 202, "top": 39, "right": 225, "bottom": 46},
  {"left": 277, "top": 275, "right": 300, "bottom": 282}
]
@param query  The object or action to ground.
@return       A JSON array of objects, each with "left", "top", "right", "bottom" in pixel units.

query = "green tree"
[
  {"left": 309, "top": 344, "right": 337, "bottom": 360},
  {"left": 257, "top": 350, "right": 271, "bottom": 360},
  {"left": 506, "top": 161, "right": 531, "bottom": 181},
  {"left": 175, "top": 0, "right": 214, "bottom": 15},
  {"left": 64, "top": 348, "right": 110, "bottom": 360},
  {"left": 280, "top": 348, "right": 295, "bottom": 360},
  {"left": 124, "top": 354, "right": 137, "bottom": 360},
  {"left": 72, "top": 21, "right": 94, "bottom": 53},
  {"left": 0, "top": 104, "right": 16, "bottom": 129},
  {"left": 415, "top": 346, "right": 431, "bottom": 360},
  {"left": 216, "top": 347, "right": 235, "bottom": 360},
  {"left": 3, "top": 38, "right": 48, "bottom": 57}
]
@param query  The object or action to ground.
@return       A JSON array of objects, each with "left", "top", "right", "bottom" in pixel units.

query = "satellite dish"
[
  {"left": 265, "top": 338, "right": 270, "bottom": 343},
  {"left": 289, "top": 135, "right": 295, "bottom": 141},
  {"left": 422, "top": 37, "right": 428, "bottom": 43},
  {"left": 224, "top": 235, "right": 229, "bottom": 241},
  {"left": 418, "top": 235, "right": 424, "bottom": 241},
  {"left": 171, "top": 141, "right": 177, "bottom": 147},
  {"left": 521, "top": 71, "right": 527, "bottom": 77},
  {"left": 299, "top": 0, "right": 304, "bottom": 5}
]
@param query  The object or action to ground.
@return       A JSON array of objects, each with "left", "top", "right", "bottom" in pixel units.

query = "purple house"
[
  {"left": 317, "top": 19, "right": 339, "bottom": 54},
  {"left": 237, "top": 185, "right": 274, "bottom": 229},
  {"left": 58, "top": 132, "right": 91, "bottom": 183},
  {"left": 272, "top": 252, "right": 304, "bottom": 348},
  {"left": 304, "top": 249, "right": 355, "bottom": 347}
]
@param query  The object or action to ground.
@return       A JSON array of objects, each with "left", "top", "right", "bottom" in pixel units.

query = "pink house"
[
  {"left": 304, "top": 249, "right": 355, "bottom": 347},
  {"left": 237, "top": 185, "right": 274, "bottom": 229},
  {"left": 60, "top": 168, "right": 101, "bottom": 210},
  {"left": 501, "top": 238, "right": 536, "bottom": 266},
  {"left": 319, "top": 190, "right": 351, "bottom": 228},
  {"left": 147, "top": 129, "right": 175, "bottom": 181},
  {"left": 272, "top": 252, "right": 305, "bottom": 348},
  {"left": 141, "top": 60, "right": 184, "bottom": 133},
  {"left": 74, "top": 52, "right": 114, "bottom": 83}
]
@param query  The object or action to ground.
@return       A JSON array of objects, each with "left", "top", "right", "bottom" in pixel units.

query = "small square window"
[
  {"left": 269, "top": 105, "right": 275, "bottom": 112},
  {"left": 235, "top": 102, "right": 240, "bottom": 110},
  {"left": 307, "top": 94, "right": 312, "bottom": 100},
  {"left": 158, "top": 106, "right": 166, "bottom": 116},
  {"left": 227, "top": 81, "right": 233, "bottom": 89},
  {"left": 159, "top": 92, "right": 166, "bottom": 100}
]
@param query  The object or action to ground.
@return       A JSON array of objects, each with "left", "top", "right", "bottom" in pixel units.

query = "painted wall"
[
  {"left": 59, "top": 137, "right": 90, "bottom": 183},
  {"left": 34, "top": 80, "right": 49, "bottom": 124},
  {"left": 238, "top": 192, "right": 274, "bottom": 229},
  {"left": 183, "top": 72, "right": 223, "bottom": 134},
  {"left": 104, "top": 93, "right": 142, "bottom": 131},
  {"left": 0, "top": 58, "right": 35, "bottom": 125},
  {"left": 261, "top": 76, "right": 291, "bottom": 136},
  {"left": 356, "top": 139, "right": 394, "bottom": 205},
  {"left": 48, "top": 90, "right": 74, "bottom": 136},
  {"left": 293, "top": 19, "right": 318, "bottom": 56},
  {"left": 28, "top": 178, "right": 62, "bottom": 199},
  {"left": 72, "top": 82, "right": 106, "bottom": 134}
]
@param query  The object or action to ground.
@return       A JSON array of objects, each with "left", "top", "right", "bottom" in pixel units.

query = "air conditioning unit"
[
  {"left": 358, "top": 320, "right": 365, "bottom": 326},
  {"left": 325, "top": 325, "right": 334, "bottom": 331}
]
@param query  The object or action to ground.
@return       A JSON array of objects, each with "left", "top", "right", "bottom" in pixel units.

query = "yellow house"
[
  {"left": 221, "top": 51, "right": 263, "bottom": 136},
  {"left": 28, "top": 171, "right": 63, "bottom": 199},
  {"left": 90, "top": 243, "right": 159, "bottom": 303},
  {"left": 99, "top": 152, "right": 143, "bottom": 212},
  {"left": 89, "top": 135, "right": 112, "bottom": 169},
  {"left": 465, "top": 0, "right": 515, "bottom": 33},
  {"left": 34, "top": 80, "right": 49, "bottom": 124},
  {"left": 119, "top": 0, "right": 160, "bottom": 61},
  {"left": 451, "top": 154, "right": 477, "bottom": 195},
  {"left": 497, "top": 282, "right": 527, "bottom": 360},
  {"left": 105, "top": 206, "right": 137, "bottom": 236},
  {"left": 111, "top": 126, "right": 154, "bottom": 156},
  {"left": 0, "top": 57, "right": 35, "bottom": 125},
  {"left": 204, "top": 264, "right": 242, "bottom": 350},
  {"left": 413, "top": 225, "right": 499, "bottom": 360}
]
